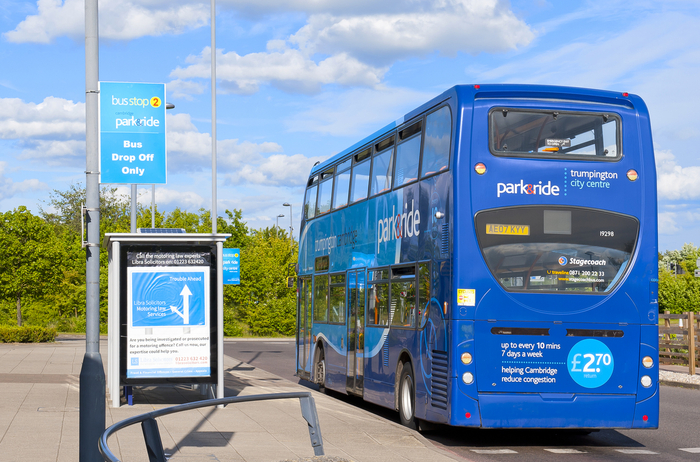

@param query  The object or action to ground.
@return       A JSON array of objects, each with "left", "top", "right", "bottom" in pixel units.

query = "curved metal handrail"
[{"left": 99, "top": 392, "right": 324, "bottom": 462}]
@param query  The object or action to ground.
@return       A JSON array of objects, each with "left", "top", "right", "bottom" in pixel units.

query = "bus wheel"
[
  {"left": 315, "top": 350, "right": 327, "bottom": 393},
  {"left": 398, "top": 363, "right": 417, "bottom": 429}
]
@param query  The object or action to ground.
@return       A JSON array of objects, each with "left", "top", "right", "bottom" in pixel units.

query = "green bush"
[
  {"left": 0, "top": 325, "right": 57, "bottom": 343},
  {"left": 223, "top": 306, "right": 247, "bottom": 337},
  {"left": 247, "top": 297, "right": 295, "bottom": 337}
]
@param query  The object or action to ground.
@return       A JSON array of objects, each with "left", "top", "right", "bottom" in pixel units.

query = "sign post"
[
  {"left": 222, "top": 248, "right": 240, "bottom": 285},
  {"left": 99, "top": 82, "right": 167, "bottom": 185}
]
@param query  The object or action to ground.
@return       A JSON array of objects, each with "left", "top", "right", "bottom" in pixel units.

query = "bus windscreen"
[{"left": 475, "top": 206, "right": 638, "bottom": 293}]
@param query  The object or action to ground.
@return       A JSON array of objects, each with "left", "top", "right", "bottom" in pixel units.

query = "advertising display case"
[{"left": 104, "top": 232, "right": 230, "bottom": 407}]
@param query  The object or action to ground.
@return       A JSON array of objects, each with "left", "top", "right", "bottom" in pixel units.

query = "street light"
[
  {"left": 276, "top": 214, "right": 284, "bottom": 235},
  {"left": 283, "top": 202, "right": 293, "bottom": 252}
]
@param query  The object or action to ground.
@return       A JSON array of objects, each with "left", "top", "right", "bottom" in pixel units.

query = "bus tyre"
[
  {"left": 315, "top": 350, "right": 327, "bottom": 394},
  {"left": 398, "top": 363, "right": 417, "bottom": 430}
]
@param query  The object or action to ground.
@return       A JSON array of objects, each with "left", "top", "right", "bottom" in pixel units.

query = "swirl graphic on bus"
[{"left": 558, "top": 256, "right": 568, "bottom": 266}]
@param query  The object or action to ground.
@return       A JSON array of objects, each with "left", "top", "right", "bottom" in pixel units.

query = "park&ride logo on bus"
[
  {"left": 377, "top": 199, "right": 421, "bottom": 248},
  {"left": 497, "top": 179, "right": 560, "bottom": 198}
]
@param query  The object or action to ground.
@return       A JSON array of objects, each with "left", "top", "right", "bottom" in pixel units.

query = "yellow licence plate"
[{"left": 486, "top": 224, "right": 530, "bottom": 236}]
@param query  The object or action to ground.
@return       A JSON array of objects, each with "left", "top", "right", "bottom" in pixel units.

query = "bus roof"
[{"left": 308, "top": 84, "right": 643, "bottom": 177}]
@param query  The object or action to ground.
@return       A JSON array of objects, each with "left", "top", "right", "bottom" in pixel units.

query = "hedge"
[{"left": 0, "top": 325, "right": 57, "bottom": 343}]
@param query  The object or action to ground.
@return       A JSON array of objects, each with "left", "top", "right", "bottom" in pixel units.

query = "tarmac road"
[{"left": 224, "top": 338, "right": 700, "bottom": 462}]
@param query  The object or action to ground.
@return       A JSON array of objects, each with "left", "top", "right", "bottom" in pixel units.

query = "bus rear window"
[
  {"left": 475, "top": 206, "right": 638, "bottom": 293},
  {"left": 490, "top": 109, "right": 620, "bottom": 160}
]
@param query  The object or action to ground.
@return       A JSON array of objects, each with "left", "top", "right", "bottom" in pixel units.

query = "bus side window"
[
  {"left": 421, "top": 106, "right": 452, "bottom": 178},
  {"left": 329, "top": 273, "right": 346, "bottom": 323},
  {"left": 304, "top": 184, "right": 318, "bottom": 220},
  {"left": 316, "top": 167, "right": 334, "bottom": 215},
  {"left": 333, "top": 159, "right": 352, "bottom": 210},
  {"left": 394, "top": 121, "right": 422, "bottom": 187},
  {"left": 418, "top": 263, "right": 430, "bottom": 328},
  {"left": 371, "top": 136, "right": 395, "bottom": 196},
  {"left": 313, "top": 274, "right": 329, "bottom": 323},
  {"left": 390, "top": 266, "right": 417, "bottom": 328},
  {"left": 367, "top": 269, "right": 389, "bottom": 326},
  {"left": 348, "top": 148, "right": 371, "bottom": 204}
]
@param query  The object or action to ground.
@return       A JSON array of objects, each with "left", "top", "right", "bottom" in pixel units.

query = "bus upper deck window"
[
  {"left": 350, "top": 159, "right": 371, "bottom": 203},
  {"left": 304, "top": 184, "right": 318, "bottom": 220},
  {"left": 333, "top": 159, "right": 352, "bottom": 210},
  {"left": 395, "top": 121, "right": 422, "bottom": 187},
  {"left": 316, "top": 166, "right": 334, "bottom": 216},
  {"left": 421, "top": 106, "right": 452, "bottom": 178},
  {"left": 316, "top": 177, "right": 333, "bottom": 215},
  {"left": 490, "top": 109, "right": 621, "bottom": 160},
  {"left": 371, "top": 136, "right": 395, "bottom": 196}
]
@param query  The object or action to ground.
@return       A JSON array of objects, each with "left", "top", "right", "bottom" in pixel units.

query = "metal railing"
[{"left": 99, "top": 392, "right": 324, "bottom": 462}]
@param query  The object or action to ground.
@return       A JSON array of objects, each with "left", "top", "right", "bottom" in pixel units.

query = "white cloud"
[
  {"left": 167, "top": 79, "right": 206, "bottom": 100},
  {"left": 658, "top": 212, "right": 679, "bottom": 235},
  {"left": 290, "top": 1, "right": 535, "bottom": 66},
  {"left": 18, "top": 139, "right": 85, "bottom": 166},
  {"left": 154, "top": 187, "right": 207, "bottom": 209},
  {"left": 170, "top": 47, "right": 385, "bottom": 95},
  {"left": 170, "top": 0, "right": 533, "bottom": 96},
  {"left": 0, "top": 97, "right": 84, "bottom": 139},
  {"left": 286, "top": 86, "right": 433, "bottom": 136},
  {"left": 165, "top": 113, "right": 321, "bottom": 186},
  {"left": 227, "top": 153, "right": 325, "bottom": 185},
  {"left": 474, "top": 11, "right": 697, "bottom": 89},
  {"left": 656, "top": 149, "right": 700, "bottom": 200},
  {"left": 0, "top": 162, "right": 48, "bottom": 201},
  {"left": 4, "top": 0, "right": 209, "bottom": 44},
  {"left": 166, "top": 113, "right": 284, "bottom": 172}
]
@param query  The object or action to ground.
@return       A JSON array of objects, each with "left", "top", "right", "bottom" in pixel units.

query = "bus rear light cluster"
[
  {"left": 642, "top": 356, "right": 654, "bottom": 368},
  {"left": 461, "top": 352, "right": 473, "bottom": 365},
  {"left": 641, "top": 375, "right": 652, "bottom": 388},
  {"left": 462, "top": 372, "right": 474, "bottom": 385}
]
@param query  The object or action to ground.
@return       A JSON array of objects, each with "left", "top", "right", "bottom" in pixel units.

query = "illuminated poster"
[{"left": 126, "top": 251, "right": 210, "bottom": 378}]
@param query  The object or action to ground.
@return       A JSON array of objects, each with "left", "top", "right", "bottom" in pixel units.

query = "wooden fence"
[{"left": 659, "top": 311, "right": 698, "bottom": 375}]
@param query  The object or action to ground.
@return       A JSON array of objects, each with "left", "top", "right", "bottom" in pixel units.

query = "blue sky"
[{"left": 1, "top": 0, "right": 699, "bottom": 251}]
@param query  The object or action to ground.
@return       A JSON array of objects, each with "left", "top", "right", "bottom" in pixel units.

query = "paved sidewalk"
[{"left": 0, "top": 338, "right": 460, "bottom": 462}]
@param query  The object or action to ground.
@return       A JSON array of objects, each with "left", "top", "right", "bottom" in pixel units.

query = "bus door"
[
  {"left": 346, "top": 269, "right": 366, "bottom": 395},
  {"left": 297, "top": 276, "right": 313, "bottom": 378}
]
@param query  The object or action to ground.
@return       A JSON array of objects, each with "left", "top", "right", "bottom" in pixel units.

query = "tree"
[
  {"left": 41, "top": 183, "right": 131, "bottom": 235},
  {"left": 224, "top": 227, "right": 297, "bottom": 336},
  {"left": 0, "top": 207, "right": 66, "bottom": 326}
]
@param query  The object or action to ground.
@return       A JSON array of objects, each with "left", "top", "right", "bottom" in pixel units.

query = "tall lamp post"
[
  {"left": 276, "top": 214, "right": 284, "bottom": 236},
  {"left": 282, "top": 202, "right": 293, "bottom": 252}
]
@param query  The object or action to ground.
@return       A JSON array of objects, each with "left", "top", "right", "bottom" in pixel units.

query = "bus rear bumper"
[{"left": 457, "top": 392, "right": 658, "bottom": 429}]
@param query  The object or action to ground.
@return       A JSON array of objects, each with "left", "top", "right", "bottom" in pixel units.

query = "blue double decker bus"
[{"left": 295, "top": 84, "right": 659, "bottom": 430}]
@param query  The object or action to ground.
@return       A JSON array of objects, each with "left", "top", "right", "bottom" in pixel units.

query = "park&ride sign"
[{"left": 99, "top": 81, "right": 166, "bottom": 184}]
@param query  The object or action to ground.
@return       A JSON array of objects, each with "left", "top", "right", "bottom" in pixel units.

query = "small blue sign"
[
  {"left": 567, "top": 339, "right": 614, "bottom": 388},
  {"left": 222, "top": 248, "right": 240, "bottom": 285},
  {"left": 99, "top": 81, "right": 166, "bottom": 184},
  {"left": 131, "top": 270, "right": 206, "bottom": 326}
]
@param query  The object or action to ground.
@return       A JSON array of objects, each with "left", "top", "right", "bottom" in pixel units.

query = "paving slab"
[{"left": 0, "top": 338, "right": 460, "bottom": 462}]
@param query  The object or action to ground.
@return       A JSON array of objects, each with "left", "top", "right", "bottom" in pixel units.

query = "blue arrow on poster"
[
  {"left": 99, "top": 81, "right": 167, "bottom": 184},
  {"left": 222, "top": 248, "right": 240, "bottom": 285},
  {"left": 131, "top": 270, "right": 207, "bottom": 326}
]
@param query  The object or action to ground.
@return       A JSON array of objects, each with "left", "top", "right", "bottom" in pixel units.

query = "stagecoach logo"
[
  {"left": 377, "top": 199, "right": 421, "bottom": 247},
  {"left": 559, "top": 256, "right": 607, "bottom": 267},
  {"left": 496, "top": 180, "right": 560, "bottom": 198}
]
